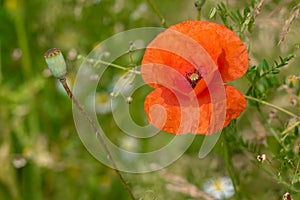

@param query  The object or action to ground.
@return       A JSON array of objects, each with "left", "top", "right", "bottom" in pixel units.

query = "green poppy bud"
[
  {"left": 194, "top": 0, "right": 206, "bottom": 10},
  {"left": 126, "top": 96, "right": 133, "bottom": 104},
  {"left": 44, "top": 48, "right": 67, "bottom": 79}
]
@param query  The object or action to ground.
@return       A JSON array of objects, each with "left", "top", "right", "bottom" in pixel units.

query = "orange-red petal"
[
  {"left": 142, "top": 20, "right": 248, "bottom": 85},
  {"left": 144, "top": 85, "right": 246, "bottom": 135},
  {"left": 169, "top": 21, "right": 248, "bottom": 82}
]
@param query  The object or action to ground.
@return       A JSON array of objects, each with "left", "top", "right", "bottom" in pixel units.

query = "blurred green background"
[{"left": 1, "top": 0, "right": 300, "bottom": 199}]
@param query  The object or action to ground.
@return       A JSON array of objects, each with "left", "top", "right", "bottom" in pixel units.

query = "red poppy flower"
[{"left": 141, "top": 21, "right": 248, "bottom": 135}]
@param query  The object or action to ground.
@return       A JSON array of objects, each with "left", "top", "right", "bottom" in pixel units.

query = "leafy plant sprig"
[
  {"left": 246, "top": 54, "right": 295, "bottom": 99},
  {"left": 208, "top": 0, "right": 260, "bottom": 35}
]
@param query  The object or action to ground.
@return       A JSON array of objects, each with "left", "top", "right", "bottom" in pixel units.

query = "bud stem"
[
  {"left": 59, "top": 79, "right": 136, "bottom": 200},
  {"left": 197, "top": 9, "right": 201, "bottom": 21},
  {"left": 146, "top": 0, "right": 167, "bottom": 27}
]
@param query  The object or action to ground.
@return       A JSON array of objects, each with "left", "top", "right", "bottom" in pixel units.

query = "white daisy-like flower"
[{"left": 203, "top": 177, "right": 234, "bottom": 200}]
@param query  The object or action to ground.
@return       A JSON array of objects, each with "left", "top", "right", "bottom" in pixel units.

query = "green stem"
[
  {"left": 13, "top": 2, "right": 32, "bottom": 79},
  {"left": 281, "top": 121, "right": 300, "bottom": 135},
  {"left": 13, "top": 3, "right": 42, "bottom": 200},
  {"left": 244, "top": 95, "right": 299, "bottom": 118},
  {"left": 223, "top": 133, "right": 240, "bottom": 199},
  {"left": 146, "top": 0, "right": 167, "bottom": 27},
  {"left": 95, "top": 59, "right": 140, "bottom": 74},
  {"left": 128, "top": 49, "right": 136, "bottom": 68},
  {"left": 197, "top": 8, "right": 201, "bottom": 20},
  {"left": 0, "top": 40, "right": 2, "bottom": 84},
  {"left": 22, "top": 162, "right": 41, "bottom": 200}
]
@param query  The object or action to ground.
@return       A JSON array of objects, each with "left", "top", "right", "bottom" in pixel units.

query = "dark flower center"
[{"left": 185, "top": 68, "right": 202, "bottom": 88}]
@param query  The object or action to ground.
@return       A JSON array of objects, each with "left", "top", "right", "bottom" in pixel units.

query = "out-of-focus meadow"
[{"left": 1, "top": 0, "right": 300, "bottom": 199}]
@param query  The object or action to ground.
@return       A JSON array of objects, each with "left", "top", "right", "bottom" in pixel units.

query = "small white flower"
[
  {"left": 12, "top": 157, "right": 27, "bottom": 168},
  {"left": 203, "top": 177, "right": 234, "bottom": 200},
  {"left": 257, "top": 154, "right": 267, "bottom": 162},
  {"left": 283, "top": 192, "right": 292, "bottom": 200}
]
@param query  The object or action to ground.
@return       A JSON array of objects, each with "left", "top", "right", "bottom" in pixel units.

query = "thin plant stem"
[
  {"left": 95, "top": 59, "right": 140, "bottom": 74},
  {"left": 59, "top": 78, "right": 136, "bottom": 200},
  {"left": 244, "top": 95, "right": 299, "bottom": 118},
  {"left": 13, "top": 3, "right": 32, "bottom": 79},
  {"left": 13, "top": 4, "right": 42, "bottom": 199},
  {"left": 95, "top": 59, "right": 128, "bottom": 71},
  {"left": 292, "top": 159, "right": 300, "bottom": 185},
  {"left": 0, "top": 40, "right": 2, "bottom": 84},
  {"left": 223, "top": 133, "right": 240, "bottom": 200},
  {"left": 281, "top": 121, "right": 300, "bottom": 135},
  {"left": 146, "top": 0, "right": 167, "bottom": 27},
  {"left": 128, "top": 46, "right": 137, "bottom": 69},
  {"left": 197, "top": 8, "right": 201, "bottom": 21}
]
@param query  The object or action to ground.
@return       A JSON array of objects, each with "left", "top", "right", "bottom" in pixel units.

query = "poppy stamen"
[{"left": 185, "top": 68, "right": 202, "bottom": 88}]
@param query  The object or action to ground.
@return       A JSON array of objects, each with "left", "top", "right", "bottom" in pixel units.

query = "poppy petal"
[
  {"left": 221, "top": 85, "right": 246, "bottom": 128},
  {"left": 196, "top": 85, "right": 246, "bottom": 135},
  {"left": 144, "top": 85, "right": 246, "bottom": 135},
  {"left": 142, "top": 20, "right": 248, "bottom": 85},
  {"left": 144, "top": 87, "right": 201, "bottom": 135},
  {"left": 141, "top": 26, "right": 219, "bottom": 95},
  {"left": 170, "top": 21, "right": 248, "bottom": 82},
  {"left": 141, "top": 62, "right": 194, "bottom": 95}
]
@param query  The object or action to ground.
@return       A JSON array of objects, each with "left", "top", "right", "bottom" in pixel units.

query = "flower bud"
[
  {"left": 44, "top": 48, "right": 67, "bottom": 79},
  {"left": 126, "top": 96, "right": 133, "bottom": 104},
  {"left": 194, "top": 0, "right": 206, "bottom": 10}
]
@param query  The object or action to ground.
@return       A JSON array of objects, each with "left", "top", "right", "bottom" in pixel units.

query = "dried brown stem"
[
  {"left": 253, "top": 0, "right": 265, "bottom": 18},
  {"left": 59, "top": 78, "right": 136, "bottom": 200},
  {"left": 278, "top": 3, "right": 300, "bottom": 45}
]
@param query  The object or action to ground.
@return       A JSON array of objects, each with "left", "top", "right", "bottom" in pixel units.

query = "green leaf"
[
  {"left": 268, "top": 76, "right": 280, "bottom": 86},
  {"left": 236, "top": 10, "right": 243, "bottom": 21},
  {"left": 258, "top": 59, "right": 270, "bottom": 73},
  {"left": 229, "top": 11, "right": 239, "bottom": 22},
  {"left": 271, "top": 69, "right": 280, "bottom": 74},
  {"left": 295, "top": 126, "right": 299, "bottom": 136},
  {"left": 209, "top": 7, "right": 217, "bottom": 19},
  {"left": 296, "top": 83, "right": 300, "bottom": 96},
  {"left": 288, "top": 80, "right": 294, "bottom": 88},
  {"left": 246, "top": 67, "right": 258, "bottom": 81},
  {"left": 292, "top": 173, "right": 300, "bottom": 184},
  {"left": 248, "top": 17, "right": 255, "bottom": 33},
  {"left": 219, "top": 2, "right": 226, "bottom": 10},
  {"left": 260, "top": 78, "right": 270, "bottom": 91}
]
